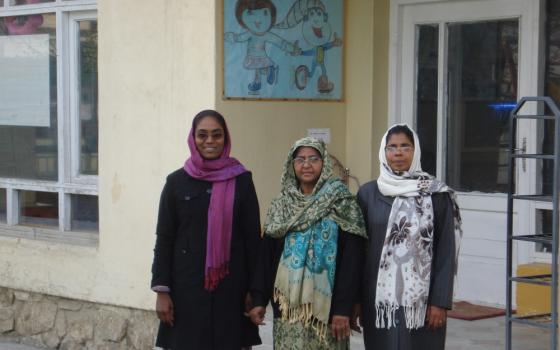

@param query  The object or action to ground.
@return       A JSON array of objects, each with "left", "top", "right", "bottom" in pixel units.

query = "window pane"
[
  {"left": 535, "top": 209, "right": 553, "bottom": 254},
  {"left": 20, "top": 190, "right": 58, "bottom": 227},
  {"left": 71, "top": 194, "right": 98, "bottom": 232},
  {"left": 0, "top": 13, "right": 58, "bottom": 180},
  {"left": 544, "top": 0, "right": 559, "bottom": 196},
  {"left": 0, "top": 188, "right": 6, "bottom": 223},
  {"left": 415, "top": 24, "right": 438, "bottom": 176},
  {"left": 446, "top": 20, "right": 518, "bottom": 192},
  {"left": 11, "top": 0, "right": 54, "bottom": 5},
  {"left": 78, "top": 20, "right": 98, "bottom": 175}
]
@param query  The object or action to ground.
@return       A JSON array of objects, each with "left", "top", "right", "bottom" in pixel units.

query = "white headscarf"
[{"left": 377, "top": 123, "right": 430, "bottom": 197}]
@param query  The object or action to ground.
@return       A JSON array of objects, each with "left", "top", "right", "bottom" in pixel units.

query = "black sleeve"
[
  {"left": 356, "top": 186, "right": 370, "bottom": 303},
  {"left": 357, "top": 187, "right": 370, "bottom": 233},
  {"left": 428, "top": 192, "right": 456, "bottom": 309},
  {"left": 151, "top": 179, "right": 178, "bottom": 289},
  {"left": 252, "top": 234, "right": 284, "bottom": 308},
  {"left": 331, "top": 229, "right": 366, "bottom": 318},
  {"left": 239, "top": 174, "right": 264, "bottom": 304}
]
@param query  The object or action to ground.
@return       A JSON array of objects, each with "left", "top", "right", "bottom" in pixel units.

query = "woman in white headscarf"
[{"left": 356, "top": 124, "right": 462, "bottom": 350}]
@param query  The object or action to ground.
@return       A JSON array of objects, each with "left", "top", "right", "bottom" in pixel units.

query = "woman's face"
[
  {"left": 293, "top": 146, "right": 323, "bottom": 188},
  {"left": 242, "top": 7, "right": 272, "bottom": 34},
  {"left": 385, "top": 132, "right": 414, "bottom": 172},
  {"left": 194, "top": 116, "right": 225, "bottom": 160}
]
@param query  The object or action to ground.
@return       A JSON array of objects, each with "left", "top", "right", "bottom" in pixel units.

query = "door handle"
[{"left": 513, "top": 137, "right": 527, "bottom": 172}]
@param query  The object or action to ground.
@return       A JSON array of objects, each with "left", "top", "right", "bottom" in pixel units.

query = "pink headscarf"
[{"left": 184, "top": 110, "right": 247, "bottom": 291}]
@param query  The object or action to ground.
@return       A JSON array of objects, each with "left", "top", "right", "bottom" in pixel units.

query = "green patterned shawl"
[
  {"left": 264, "top": 137, "right": 366, "bottom": 238},
  {"left": 264, "top": 137, "right": 366, "bottom": 342}
]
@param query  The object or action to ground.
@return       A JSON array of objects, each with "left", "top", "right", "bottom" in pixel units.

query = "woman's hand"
[
  {"left": 331, "top": 315, "right": 351, "bottom": 341},
  {"left": 425, "top": 305, "right": 447, "bottom": 330},
  {"left": 156, "top": 292, "right": 174, "bottom": 326},
  {"left": 350, "top": 304, "right": 362, "bottom": 333},
  {"left": 248, "top": 306, "right": 266, "bottom": 325}
]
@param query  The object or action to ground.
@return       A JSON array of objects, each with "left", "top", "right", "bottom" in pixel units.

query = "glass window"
[
  {"left": 0, "top": 5, "right": 98, "bottom": 241},
  {"left": 415, "top": 24, "right": 439, "bottom": 176},
  {"left": 535, "top": 209, "right": 553, "bottom": 253},
  {"left": 12, "top": 0, "right": 54, "bottom": 4},
  {"left": 446, "top": 20, "right": 518, "bottom": 192},
  {"left": 71, "top": 194, "right": 98, "bottom": 232},
  {"left": 0, "top": 188, "right": 6, "bottom": 223},
  {"left": 78, "top": 20, "right": 98, "bottom": 176},
  {"left": 0, "top": 13, "right": 58, "bottom": 180},
  {"left": 19, "top": 190, "right": 58, "bottom": 227},
  {"left": 544, "top": 0, "right": 559, "bottom": 196}
]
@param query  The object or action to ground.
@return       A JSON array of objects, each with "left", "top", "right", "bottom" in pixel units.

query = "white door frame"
[{"left": 388, "top": 0, "right": 545, "bottom": 304}]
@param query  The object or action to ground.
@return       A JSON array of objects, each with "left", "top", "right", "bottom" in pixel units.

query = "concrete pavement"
[{"left": 0, "top": 309, "right": 550, "bottom": 350}]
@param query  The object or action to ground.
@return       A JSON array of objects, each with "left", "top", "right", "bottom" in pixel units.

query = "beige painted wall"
[
  {"left": 0, "top": 0, "right": 391, "bottom": 311},
  {"left": 345, "top": 0, "right": 389, "bottom": 192}
]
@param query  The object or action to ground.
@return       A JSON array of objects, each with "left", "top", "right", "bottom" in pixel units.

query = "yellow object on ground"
[{"left": 516, "top": 263, "right": 552, "bottom": 317}]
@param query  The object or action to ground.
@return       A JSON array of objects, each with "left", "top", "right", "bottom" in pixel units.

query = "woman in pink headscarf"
[{"left": 151, "top": 110, "right": 263, "bottom": 350}]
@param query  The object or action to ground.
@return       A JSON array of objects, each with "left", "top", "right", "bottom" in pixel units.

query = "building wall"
[
  {"left": 0, "top": 0, "right": 390, "bottom": 313},
  {"left": 345, "top": 0, "right": 389, "bottom": 191}
]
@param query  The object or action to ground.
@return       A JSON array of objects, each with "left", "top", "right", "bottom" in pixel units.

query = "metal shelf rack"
[{"left": 506, "top": 96, "right": 560, "bottom": 350}]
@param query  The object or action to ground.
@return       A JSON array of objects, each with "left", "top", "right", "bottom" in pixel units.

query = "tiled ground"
[
  {"left": 0, "top": 310, "right": 551, "bottom": 349},
  {"left": 254, "top": 306, "right": 551, "bottom": 350}
]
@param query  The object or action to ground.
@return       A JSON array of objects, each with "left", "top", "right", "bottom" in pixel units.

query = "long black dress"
[
  {"left": 151, "top": 169, "right": 262, "bottom": 350},
  {"left": 357, "top": 180, "right": 456, "bottom": 350}
]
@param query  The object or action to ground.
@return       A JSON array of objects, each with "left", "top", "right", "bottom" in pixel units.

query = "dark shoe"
[
  {"left": 248, "top": 81, "right": 261, "bottom": 91},
  {"left": 267, "top": 65, "right": 278, "bottom": 85},
  {"left": 317, "top": 75, "right": 334, "bottom": 93}
]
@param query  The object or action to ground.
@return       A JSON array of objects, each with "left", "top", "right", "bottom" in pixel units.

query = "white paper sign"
[
  {"left": 0, "top": 34, "right": 50, "bottom": 127},
  {"left": 307, "top": 128, "right": 331, "bottom": 144}
]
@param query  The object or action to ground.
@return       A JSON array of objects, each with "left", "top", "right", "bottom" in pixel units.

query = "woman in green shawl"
[{"left": 250, "top": 137, "right": 367, "bottom": 349}]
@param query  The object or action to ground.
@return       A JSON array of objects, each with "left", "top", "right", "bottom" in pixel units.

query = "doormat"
[{"left": 447, "top": 301, "right": 506, "bottom": 321}]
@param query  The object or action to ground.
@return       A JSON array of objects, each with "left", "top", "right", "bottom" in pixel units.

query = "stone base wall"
[{"left": 0, "top": 287, "right": 158, "bottom": 350}]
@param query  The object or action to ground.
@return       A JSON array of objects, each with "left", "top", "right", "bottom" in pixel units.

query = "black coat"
[
  {"left": 151, "top": 169, "right": 262, "bottom": 350},
  {"left": 357, "top": 180, "right": 456, "bottom": 350}
]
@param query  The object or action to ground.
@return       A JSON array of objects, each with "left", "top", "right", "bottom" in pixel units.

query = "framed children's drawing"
[{"left": 223, "top": 0, "right": 344, "bottom": 101}]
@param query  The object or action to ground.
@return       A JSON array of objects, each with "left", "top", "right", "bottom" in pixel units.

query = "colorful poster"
[{"left": 223, "top": 0, "right": 344, "bottom": 100}]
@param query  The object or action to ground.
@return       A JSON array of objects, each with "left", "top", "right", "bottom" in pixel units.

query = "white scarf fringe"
[{"left": 376, "top": 303, "right": 428, "bottom": 329}]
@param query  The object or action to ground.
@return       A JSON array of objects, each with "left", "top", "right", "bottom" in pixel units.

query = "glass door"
[{"left": 391, "top": 0, "right": 543, "bottom": 305}]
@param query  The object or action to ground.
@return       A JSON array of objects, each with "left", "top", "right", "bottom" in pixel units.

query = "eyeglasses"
[
  {"left": 293, "top": 156, "right": 322, "bottom": 166},
  {"left": 385, "top": 145, "right": 414, "bottom": 153}
]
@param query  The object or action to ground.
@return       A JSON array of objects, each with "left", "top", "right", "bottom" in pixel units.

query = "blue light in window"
[{"left": 488, "top": 102, "right": 517, "bottom": 111}]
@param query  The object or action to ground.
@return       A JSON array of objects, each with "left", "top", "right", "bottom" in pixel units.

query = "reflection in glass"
[
  {"left": 446, "top": 20, "right": 518, "bottom": 192},
  {"left": 78, "top": 20, "right": 98, "bottom": 175},
  {"left": 71, "top": 194, "right": 98, "bottom": 232},
  {"left": 19, "top": 190, "right": 58, "bottom": 227},
  {"left": 535, "top": 209, "right": 553, "bottom": 253},
  {"left": 544, "top": 0, "right": 559, "bottom": 196},
  {"left": 0, "top": 13, "right": 58, "bottom": 181},
  {"left": 0, "top": 188, "right": 6, "bottom": 223},
  {"left": 415, "top": 24, "right": 438, "bottom": 176},
  {"left": 12, "top": 0, "right": 54, "bottom": 4}
]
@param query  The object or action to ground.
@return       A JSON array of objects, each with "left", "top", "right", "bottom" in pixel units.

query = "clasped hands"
[{"left": 245, "top": 294, "right": 352, "bottom": 341}]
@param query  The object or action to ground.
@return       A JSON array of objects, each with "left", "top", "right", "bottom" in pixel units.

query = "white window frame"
[
  {"left": 67, "top": 10, "right": 97, "bottom": 186},
  {"left": 0, "top": 0, "right": 98, "bottom": 246}
]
